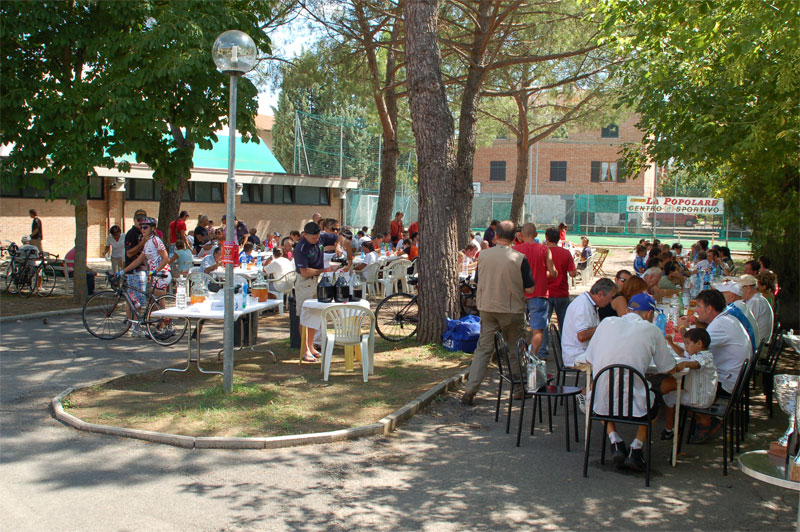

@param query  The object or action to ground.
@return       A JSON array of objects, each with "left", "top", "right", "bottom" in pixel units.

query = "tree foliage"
[{"left": 597, "top": 0, "right": 800, "bottom": 323}]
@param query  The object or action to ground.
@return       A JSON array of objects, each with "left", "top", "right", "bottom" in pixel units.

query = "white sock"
[
  {"left": 608, "top": 431, "right": 623, "bottom": 444},
  {"left": 630, "top": 438, "right": 644, "bottom": 449}
]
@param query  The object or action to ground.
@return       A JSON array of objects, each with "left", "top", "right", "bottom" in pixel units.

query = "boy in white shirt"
[{"left": 660, "top": 327, "right": 717, "bottom": 441}]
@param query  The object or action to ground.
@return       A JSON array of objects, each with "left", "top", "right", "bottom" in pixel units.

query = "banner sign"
[
  {"left": 626, "top": 196, "right": 724, "bottom": 215},
  {"left": 221, "top": 241, "right": 239, "bottom": 265}
]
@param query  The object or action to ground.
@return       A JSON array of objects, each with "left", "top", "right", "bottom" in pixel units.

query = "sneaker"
[
  {"left": 660, "top": 429, "right": 675, "bottom": 441},
  {"left": 624, "top": 448, "right": 647, "bottom": 472},
  {"left": 611, "top": 441, "right": 627, "bottom": 467},
  {"left": 129, "top": 328, "right": 148, "bottom": 338},
  {"left": 576, "top": 393, "right": 586, "bottom": 414}
]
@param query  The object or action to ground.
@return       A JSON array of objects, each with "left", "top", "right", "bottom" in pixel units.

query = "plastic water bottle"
[
  {"left": 655, "top": 310, "right": 667, "bottom": 336},
  {"left": 241, "top": 282, "right": 248, "bottom": 309},
  {"left": 703, "top": 271, "right": 711, "bottom": 291},
  {"left": 681, "top": 286, "right": 690, "bottom": 314},
  {"left": 360, "top": 250, "right": 365, "bottom": 260},
  {"left": 176, "top": 275, "right": 187, "bottom": 309},
  {"left": 256, "top": 254, "right": 262, "bottom": 269},
  {"left": 462, "top": 256, "right": 469, "bottom": 275}
]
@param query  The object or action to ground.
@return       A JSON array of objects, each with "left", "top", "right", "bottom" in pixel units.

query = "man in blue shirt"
[
  {"left": 295, "top": 222, "right": 337, "bottom": 362},
  {"left": 483, "top": 220, "right": 499, "bottom": 248}
]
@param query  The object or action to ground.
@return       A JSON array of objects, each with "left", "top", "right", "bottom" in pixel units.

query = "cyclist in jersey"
[{"left": 121, "top": 217, "right": 172, "bottom": 296}]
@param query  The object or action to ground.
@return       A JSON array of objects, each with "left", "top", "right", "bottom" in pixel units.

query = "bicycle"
[
  {"left": 82, "top": 271, "right": 188, "bottom": 346},
  {"left": 374, "top": 276, "right": 477, "bottom": 341},
  {"left": 3, "top": 247, "right": 57, "bottom": 297}
]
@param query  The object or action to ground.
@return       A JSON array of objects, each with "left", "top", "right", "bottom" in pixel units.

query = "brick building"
[
  {"left": 0, "top": 124, "right": 357, "bottom": 258},
  {"left": 471, "top": 114, "right": 658, "bottom": 228}
]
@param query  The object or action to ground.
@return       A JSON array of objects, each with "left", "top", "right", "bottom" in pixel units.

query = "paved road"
[{"left": 1, "top": 313, "right": 796, "bottom": 531}]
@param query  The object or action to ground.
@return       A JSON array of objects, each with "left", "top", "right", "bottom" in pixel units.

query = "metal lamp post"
[{"left": 212, "top": 30, "right": 258, "bottom": 393}]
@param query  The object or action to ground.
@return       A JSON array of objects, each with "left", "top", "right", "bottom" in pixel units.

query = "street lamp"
[{"left": 212, "top": 30, "right": 258, "bottom": 393}]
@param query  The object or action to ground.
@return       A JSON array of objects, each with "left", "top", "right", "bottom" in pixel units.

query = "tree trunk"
[
  {"left": 510, "top": 135, "right": 530, "bottom": 226},
  {"left": 373, "top": 135, "right": 399, "bottom": 234},
  {"left": 404, "top": 0, "right": 460, "bottom": 344},
  {"left": 156, "top": 173, "right": 190, "bottom": 239},
  {"left": 72, "top": 189, "right": 89, "bottom": 304},
  {"left": 453, "top": 0, "right": 491, "bottom": 249}
]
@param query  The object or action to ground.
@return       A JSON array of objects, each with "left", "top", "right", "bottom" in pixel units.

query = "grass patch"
[{"left": 67, "top": 339, "right": 471, "bottom": 438}]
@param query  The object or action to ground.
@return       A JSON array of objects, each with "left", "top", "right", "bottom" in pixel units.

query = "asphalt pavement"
[{"left": 1, "top": 312, "right": 796, "bottom": 531}]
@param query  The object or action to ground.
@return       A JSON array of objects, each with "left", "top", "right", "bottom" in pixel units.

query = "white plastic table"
[{"left": 152, "top": 298, "right": 280, "bottom": 378}]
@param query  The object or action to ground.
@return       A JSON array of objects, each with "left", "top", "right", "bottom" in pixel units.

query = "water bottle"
[
  {"left": 692, "top": 273, "right": 702, "bottom": 297},
  {"left": 256, "top": 254, "right": 262, "bottom": 269},
  {"left": 703, "top": 271, "right": 711, "bottom": 291},
  {"left": 360, "top": 250, "right": 365, "bottom": 260},
  {"left": 176, "top": 275, "right": 187, "bottom": 309},
  {"left": 462, "top": 256, "right": 469, "bottom": 275},
  {"left": 681, "top": 287, "right": 689, "bottom": 314},
  {"left": 241, "top": 282, "right": 248, "bottom": 309},
  {"left": 655, "top": 310, "right": 667, "bottom": 336}
]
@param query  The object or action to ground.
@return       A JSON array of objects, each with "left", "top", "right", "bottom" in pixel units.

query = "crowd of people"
[{"left": 460, "top": 221, "right": 780, "bottom": 475}]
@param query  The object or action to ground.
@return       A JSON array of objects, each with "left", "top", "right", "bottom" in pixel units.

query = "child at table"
[{"left": 659, "top": 327, "right": 717, "bottom": 440}]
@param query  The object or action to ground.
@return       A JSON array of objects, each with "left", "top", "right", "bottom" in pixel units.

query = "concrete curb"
[
  {"left": 51, "top": 368, "right": 470, "bottom": 450},
  {"left": 1, "top": 306, "right": 84, "bottom": 324}
]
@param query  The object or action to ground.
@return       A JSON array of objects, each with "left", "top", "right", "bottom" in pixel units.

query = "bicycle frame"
[{"left": 112, "top": 272, "right": 167, "bottom": 324}]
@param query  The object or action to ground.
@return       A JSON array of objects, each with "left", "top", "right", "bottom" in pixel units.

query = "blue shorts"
[{"left": 526, "top": 297, "right": 548, "bottom": 330}]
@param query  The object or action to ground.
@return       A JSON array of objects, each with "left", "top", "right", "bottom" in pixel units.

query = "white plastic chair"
[
  {"left": 319, "top": 305, "right": 375, "bottom": 382},
  {"left": 377, "top": 259, "right": 412, "bottom": 297},
  {"left": 358, "top": 262, "right": 381, "bottom": 300},
  {"left": 576, "top": 254, "right": 595, "bottom": 286},
  {"left": 268, "top": 270, "right": 295, "bottom": 314}
]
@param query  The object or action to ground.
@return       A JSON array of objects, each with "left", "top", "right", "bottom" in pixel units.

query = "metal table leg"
[{"left": 162, "top": 320, "right": 223, "bottom": 380}]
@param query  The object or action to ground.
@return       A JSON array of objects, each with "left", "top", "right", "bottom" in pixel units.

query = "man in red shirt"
[
  {"left": 168, "top": 210, "right": 190, "bottom": 255},
  {"left": 538, "top": 226, "right": 577, "bottom": 358},
  {"left": 390, "top": 211, "right": 404, "bottom": 246},
  {"left": 515, "top": 223, "right": 557, "bottom": 357},
  {"left": 408, "top": 220, "right": 419, "bottom": 238}
]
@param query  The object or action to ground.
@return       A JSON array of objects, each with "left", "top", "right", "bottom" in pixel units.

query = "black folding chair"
[
  {"left": 755, "top": 336, "right": 785, "bottom": 417},
  {"left": 678, "top": 359, "right": 750, "bottom": 475},
  {"left": 583, "top": 364, "right": 655, "bottom": 487},
  {"left": 550, "top": 323, "right": 582, "bottom": 415},
  {"left": 493, "top": 331, "right": 520, "bottom": 434},
  {"left": 515, "top": 338, "right": 581, "bottom": 451}
]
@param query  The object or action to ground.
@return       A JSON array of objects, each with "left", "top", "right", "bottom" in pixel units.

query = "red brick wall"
[{"left": 473, "top": 114, "right": 654, "bottom": 196}]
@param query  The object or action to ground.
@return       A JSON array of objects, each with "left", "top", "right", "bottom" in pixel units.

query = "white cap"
[{"left": 715, "top": 282, "right": 742, "bottom": 297}]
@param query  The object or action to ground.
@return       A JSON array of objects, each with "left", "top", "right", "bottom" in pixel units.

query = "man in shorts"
[
  {"left": 124, "top": 210, "right": 149, "bottom": 337},
  {"left": 294, "top": 222, "right": 336, "bottom": 362},
  {"left": 514, "top": 223, "right": 557, "bottom": 357}
]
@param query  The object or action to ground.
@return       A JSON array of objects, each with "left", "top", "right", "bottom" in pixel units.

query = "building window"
[
  {"left": 489, "top": 161, "right": 506, "bottom": 181},
  {"left": 590, "top": 161, "right": 619, "bottom": 182},
  {"left": 126, "top": 179, "right": 160, "bottom": 201},
  {"left": 601, "top": 124, "right": 619, "bottom": 138},
  {"left": 550, "top": 161, "right": 567, "bottom": 182},
  {"left": 192, "top": 182, "right": 224, "bottom": 202},
  {"left": 295, "top": 186, "right": 330, "bottom": 205},
  {"left": 2, "top": 176, "right": 103, "bottom": 199}
]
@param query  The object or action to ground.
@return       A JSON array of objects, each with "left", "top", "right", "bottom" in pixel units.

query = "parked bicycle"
[
  {"left": 374, "top": 276, "right": 477, "bottom": 341},
  {"left": 2, "top": 246, "right": 57, "bottom": 297},
  {"left": 82, "top": 271, "right": 188, "bottom": 346}
]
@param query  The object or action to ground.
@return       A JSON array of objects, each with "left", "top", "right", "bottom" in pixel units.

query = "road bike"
[
  {"left": 82, "top": 271, "right": 188, "bottom": 346},
  {"left": 374, "top": 276, "right": 477, "bottom": 341},
  {"left": 2, "top": 247, "right": 57, "bottom": 297}
]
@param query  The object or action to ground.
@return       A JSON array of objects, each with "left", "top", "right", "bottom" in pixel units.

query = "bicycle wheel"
[
  {"left": 82, "top": 290, "right": 131, "bottom": 339},
  {"left": 1, "top": 262, "right": 13, "bottom": 293},
  {"left": 17, "top": 266, "right": 34, "bottom": 297},
  {"left": 375, "top": 292, "right": 418, "bottom": 341},
  {"left": 37, "top": 264, "right": 57, "bottom": 297},
  {"left": 145, "top": 294, "right": 188, "bottom": 346}
]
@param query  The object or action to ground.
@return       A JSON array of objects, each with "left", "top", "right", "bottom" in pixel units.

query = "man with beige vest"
[{"left": 462, "top": 221, "right": 536, "bottom": 406}]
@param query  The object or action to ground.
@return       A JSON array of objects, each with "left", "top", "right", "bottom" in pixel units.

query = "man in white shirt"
[
  {"left": 263, "top": 247, "right": 294, "bottom": 280},
  {"left": 678, "top": 288, "right": 750, "bottom": 442},
  {"left": 561, "top": 278, "right": 617, "bottom": 368},
  {"left": 585, "top": 292, "right": 682, "bottom": 471},
  {"left": 716, "top": 282, "right": 759, "bottom": 351},
  {"left": 201, "top": 246, "right": 222, "bottom": 275},
  {"left": 739, "top": 274, "right": 774, "bottom": 347}
]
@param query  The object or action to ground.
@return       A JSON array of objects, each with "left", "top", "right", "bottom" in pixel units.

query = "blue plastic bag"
[{"left": 442, "top": 314, "right": 481, "bottom": 353}]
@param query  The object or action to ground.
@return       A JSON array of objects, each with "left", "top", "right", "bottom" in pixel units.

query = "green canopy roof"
[{"left": 194, "top": 135, "right": 285, "bottom": 173}]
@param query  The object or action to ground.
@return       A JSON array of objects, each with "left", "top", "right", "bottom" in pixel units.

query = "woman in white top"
[{"left": 104, "top": 225, "right": 126, "bottom": 273}]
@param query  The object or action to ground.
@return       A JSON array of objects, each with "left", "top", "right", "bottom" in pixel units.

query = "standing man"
[
  {"left": 408, "top": 220, "right": 419, "bottom": 240},
  {"left": 538, "top": 227, "right": 577, "bottom": 358},
  {"left": 462, "top": 221, "right": 536, "bottom": 406},
  {"left": 29, "top": 209, "right": 43, "bottom": 252},
  {"left": 294, "top": 222, "right": 337, "bottom": 363},
  {"left": 515, "top": 223, "right": 557, "bottom": 357},
  {"left": 168, "top": 210, "right": 191, "bottom": 255},
  {"left": 390, "top": 211, "right": 404, "bottom": 247},
  {"left": 124, "top": 209, "right": 148, "bottom": 337},
  {"left": 193, "top": 214, "right": 211, "bottom": 255},
  {"left": 483, "top": 220, "right": 499, "bottom": 248}
]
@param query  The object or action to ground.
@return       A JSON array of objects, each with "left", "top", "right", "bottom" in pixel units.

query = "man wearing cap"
[
  {"left": 740, "top": 274, "right": 774, "bottom": 347},
  {"left": 716, "top": 282, "right": 759, "bottom": 352},
  {"left": 123, "top": 210, "right": 149, "bottom": 337},
  {"left": 294, "top": 221, "right": 338, "bottom": 363},
  {"left": 585, "top": 292, "right": 683, "bottom": 472}
]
